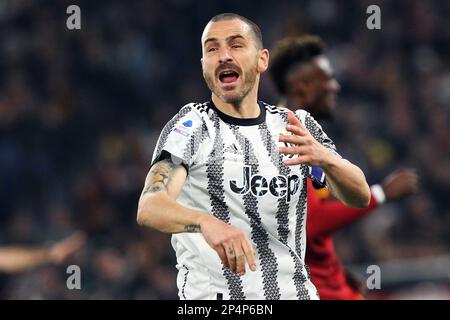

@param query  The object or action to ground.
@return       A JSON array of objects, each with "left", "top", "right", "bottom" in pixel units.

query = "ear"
[{"left": 257, "top": 49, "right": 269, "bottom": 73}]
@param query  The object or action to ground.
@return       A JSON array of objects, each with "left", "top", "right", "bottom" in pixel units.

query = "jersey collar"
[{"left": 208, "top": 100, "right": 266, "bottom": 126}]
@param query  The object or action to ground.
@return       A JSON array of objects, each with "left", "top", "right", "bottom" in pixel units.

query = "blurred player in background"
[
  {"left": 270, "top": 35, "right": 419, "bottom": 299},
  {"left": 137, "top": 14, "right": 371, "bottom": 300}
]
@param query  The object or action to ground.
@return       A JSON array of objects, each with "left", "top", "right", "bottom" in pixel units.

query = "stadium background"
[{"left": 0, "top": 0, "right": 448, "bottom": 299}]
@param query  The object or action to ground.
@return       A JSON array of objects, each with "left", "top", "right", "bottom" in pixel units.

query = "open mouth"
[{"left": 218, "top": 70, "right": 240, "bottom": 84}]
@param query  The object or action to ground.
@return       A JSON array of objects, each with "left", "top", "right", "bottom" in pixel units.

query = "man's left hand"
[{"left": 278, "top": 111, "right": 333, "bottom": 167}]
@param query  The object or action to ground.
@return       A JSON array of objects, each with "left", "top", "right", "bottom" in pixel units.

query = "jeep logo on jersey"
[{"left": 229, "top": 166, "right": 300, "bottom": 202}]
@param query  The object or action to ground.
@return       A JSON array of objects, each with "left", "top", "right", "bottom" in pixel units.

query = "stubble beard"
[{"left": 204, "top": 63, "right": 258, "bottom": 107}]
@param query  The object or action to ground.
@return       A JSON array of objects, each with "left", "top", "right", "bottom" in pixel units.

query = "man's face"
[
  {"left": 201, "top": 19, "right": 268, "bottom": 105},
  {"left": 288, "top": 55, "right": 340, "bottom": 119}
]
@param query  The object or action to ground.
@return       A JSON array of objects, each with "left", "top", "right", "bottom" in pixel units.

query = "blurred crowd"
[{"left": 0, "top": 0, "right": 448, "bottom": 299}]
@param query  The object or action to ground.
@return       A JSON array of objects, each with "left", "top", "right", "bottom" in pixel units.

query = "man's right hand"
[
  {"left": 381, "top": 168, "right": 419, "bottom": 201},
  {"left": 198, "top": 215, "right": 256, "bottom": 276}
]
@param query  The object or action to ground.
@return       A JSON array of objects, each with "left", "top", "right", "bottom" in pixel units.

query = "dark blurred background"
[{"left": 0, "top": 0, "right": 448, "bottom": 299}]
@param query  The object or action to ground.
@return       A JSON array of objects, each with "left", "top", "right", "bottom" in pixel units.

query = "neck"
[{"left": 211, "top": 82, "right": 260, "bottom": 119}]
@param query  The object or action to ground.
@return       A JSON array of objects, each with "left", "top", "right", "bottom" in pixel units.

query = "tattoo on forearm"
[
  {"left": 142, "top": 160, "right": 176, "bottom": 195},
  {"left": 184, "top": 224, "right": 201, "bottom": 233}
]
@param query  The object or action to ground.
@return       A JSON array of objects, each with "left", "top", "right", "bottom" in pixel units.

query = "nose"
[{"left": 218, "top": 47, "right": 233, "bottom": 64}]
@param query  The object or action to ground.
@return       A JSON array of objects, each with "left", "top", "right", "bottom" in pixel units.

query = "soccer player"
[
  {"left": 137, "top": 14, "right": 371, "bottom": 300},
  {"left": 269, "top": 35, "right": 419, "bottom": 299}
]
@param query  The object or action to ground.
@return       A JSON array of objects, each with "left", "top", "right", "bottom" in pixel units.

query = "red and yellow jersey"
[{"left": 305, "top": 178, "right": 379, "bottom": 300}]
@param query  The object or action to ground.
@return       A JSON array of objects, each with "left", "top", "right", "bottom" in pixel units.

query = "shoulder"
[
  {"left": 260, "top": 101, "right": 307, "bottom": 118},
  {"left": 259, "top": 101, "right": 289, "bottom": 115},
  {"left": 176, "top": 102, "right": 211, "bottom": 119},
  {"left": 165, "top": 102, "right": 213, "bottom": 129},
  {"left": 294, "top": 109, "right": 309, "bottom": 123},
  {"left": 168, "top": 102, "right": 214, "bottom": 141},
  {"left": 260, "top": 101, "right": 303, "bottom": 126},
  {"left": 259, "top": 102, "right": 314, "bottom": 126}
]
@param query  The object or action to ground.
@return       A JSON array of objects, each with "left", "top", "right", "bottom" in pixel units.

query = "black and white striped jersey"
[{"left": 151, "top": 100, "right": 339, "bottom": 300}]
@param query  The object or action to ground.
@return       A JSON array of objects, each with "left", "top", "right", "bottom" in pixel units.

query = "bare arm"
[
  {"left": 279, "top": 112, "right": 371, "bottom": 208},
  {"left": 136, "top": 158, "right": 256, "bottom": 275},
  {"left": 0, "top": 232, "right": 86, "bottom": 274},
  {"left": 307, "top": 168, "right": 419, "bottom": 238},
  {"left": 320, "top": 157, "right": 370, "bottom": 208},
  {"left": 0, "top": 247, "right": 49, "bottom": 273},
  {"left": 136, "top": 158, "right": 203, "bottom": 233}
]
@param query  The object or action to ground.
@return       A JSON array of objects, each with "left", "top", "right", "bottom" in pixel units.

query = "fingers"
[
  {"left": 278, "top": 113, "right": 311, "bottom": 158},
  {"left": 389, "top": 168, "right": 418, "bottom": 180},
  {"left": 398, "top": 168, "right": 416, "bottom": 174},
  {"left": 287, "top": 111, "right": 304, "bottom": 128},
  {"left": 405, "top": 170, "right": 420, "bottom": 192},
  {"left": 278, "top": 115, "right": 315, "bottom": 165},
  {"left": 242, "top": 238, "right": 256, "bottom": 272},
  {"left": 283, "top": 157, "right": 308, "bottom": 166},
  {"left": 232, "top": 240, "right": 246, "bottom": 276},
  {"left": 216, "top": 245, "right": 229, "bottom": 270},
  {"left": 224, "top": 243, "right": 237, "bottom": 273},
  {"left": 220, "top": 237, "right": 256, "bottom": 276},
  {"left": 285, "top": 123, "right": 308, "bottom": 136},
  {"left": 383, "top": 168, "right": 421, "bottom": 200},
  {"left": 278, "top": 145, "right": 311, "bottom": 165},
  {"left": 49, "top": 231, "right": 87, "bottom": 264},
  {"left": 387, "top": 168, "right": 420, "bottom": 191},
  {"left": 279, "top": 113, "right": 309, "bottom": 146},
  {"left": 279, "top": 133, "right": 308, "bottom": 145},
  {"left": 232, "top": 237, "right": 256, "bottom": 275},
  {"left": 278, "top": 146, "right": 298, "bottom": 155},
  {"left": 204, "top": 220, "right": 257, "bottom": 275}
]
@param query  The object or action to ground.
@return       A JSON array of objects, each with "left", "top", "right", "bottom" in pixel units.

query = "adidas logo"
[{"left": 224, "top": 143, "right": 242, "bottom": 155}]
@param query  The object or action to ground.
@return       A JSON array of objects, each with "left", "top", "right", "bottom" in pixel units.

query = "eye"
[
  {"left": 207, "top": 47, "right": 217, "bottom": 52},
  {"left": 232, "top": 44, "right": 242, "bottom": 49}
]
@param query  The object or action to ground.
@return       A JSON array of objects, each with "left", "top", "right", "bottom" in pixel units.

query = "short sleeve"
[
  {"left": 296, "top": 110, "right": 340, "bottom": 157},
  {"left": 295, "top": 110, "right": 341, "bottom": 189},
  {"left": 151, "top": 104, "right": 208, "bottom": 170}
]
